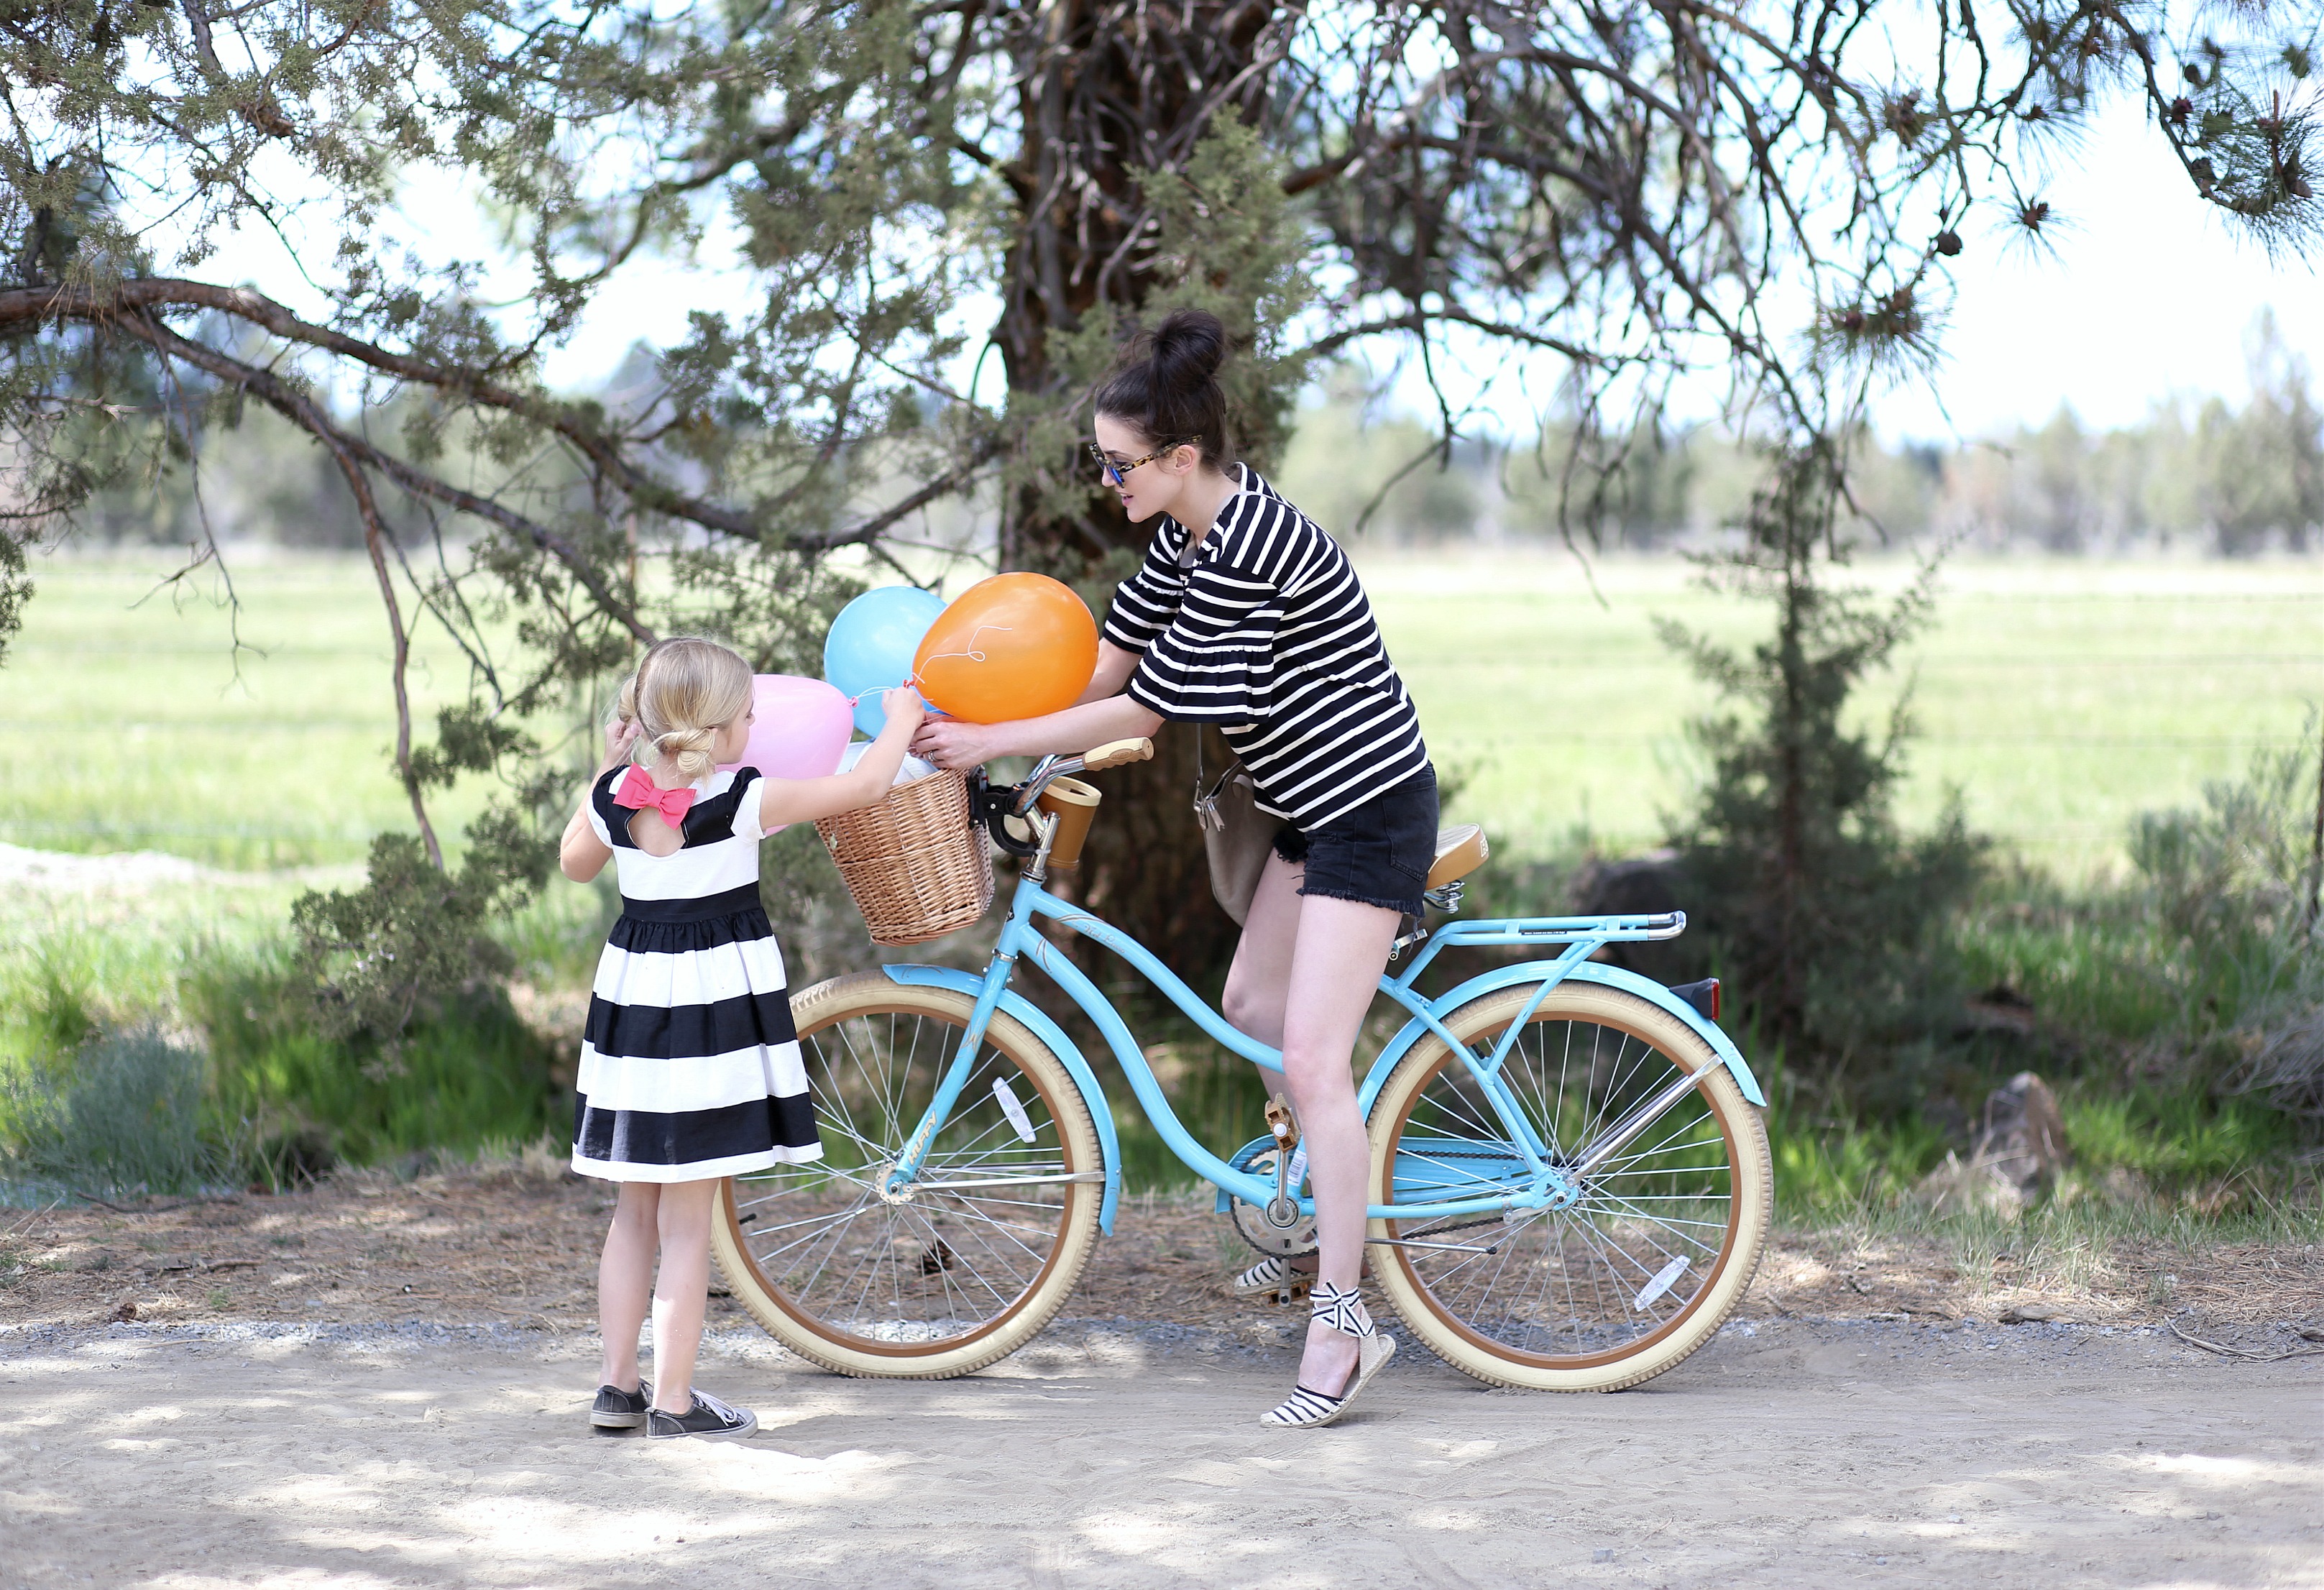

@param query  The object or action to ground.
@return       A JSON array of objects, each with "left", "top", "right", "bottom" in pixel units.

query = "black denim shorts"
[{"left": 1272, "top": 767, "right": 1440, "bottom": 916}]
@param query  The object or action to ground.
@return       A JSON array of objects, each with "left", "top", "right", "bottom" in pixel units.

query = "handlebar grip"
[{"left": 1080, "top": 737, "right": 1154, "bottom": 771}]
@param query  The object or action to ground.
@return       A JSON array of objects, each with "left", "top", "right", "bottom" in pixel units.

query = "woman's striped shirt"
[{"left": 1102, "top": 465, "right": 1428, "bottom": 829}]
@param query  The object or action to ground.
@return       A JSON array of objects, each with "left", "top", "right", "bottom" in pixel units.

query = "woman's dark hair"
[{"left": 1092, "top": 308, "right": 1233, "bottom": 467}]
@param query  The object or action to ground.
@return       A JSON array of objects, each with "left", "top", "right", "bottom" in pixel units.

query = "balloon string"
[{"left": 916, "top": 623, "right": 1013, "bottom": 667}]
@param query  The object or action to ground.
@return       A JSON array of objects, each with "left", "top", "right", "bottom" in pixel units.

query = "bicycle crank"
[{"left": 1224, "top": 1140, "right": 1318, "bottom": 1258}]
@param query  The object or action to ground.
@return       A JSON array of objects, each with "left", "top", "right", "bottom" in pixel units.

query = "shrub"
[
  {"left": 1, "top": 1028, "right": 227, "bottom": 1197},
  {"left": 191, "top": 952, "right": 564, "bottom": 1171}
]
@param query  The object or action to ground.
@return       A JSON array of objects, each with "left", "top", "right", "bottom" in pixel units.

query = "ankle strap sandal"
[
  {"left": 1231, "top": 1254, "right": 1313, "bottom": 1304},
  {"left": 1261, "top": 1282, "right": 1397, "bottom": 1429}
]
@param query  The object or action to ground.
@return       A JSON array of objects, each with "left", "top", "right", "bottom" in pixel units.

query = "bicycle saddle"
[{"left": 1427, "top": 823, "right": 1489, "bottom": 890}]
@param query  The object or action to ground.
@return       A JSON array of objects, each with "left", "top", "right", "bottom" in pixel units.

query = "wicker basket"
[{"left": 814, "top": 768, "right": 994, "bottom": 947}]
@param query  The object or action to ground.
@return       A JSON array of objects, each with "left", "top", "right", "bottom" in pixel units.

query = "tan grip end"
[{"left": 1081, "top": 737, "right": 1154, "bottom": 771}]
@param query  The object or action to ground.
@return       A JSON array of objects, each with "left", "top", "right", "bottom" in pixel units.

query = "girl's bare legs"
[
  {"left": 597, "top": 1182, "right": 660, "bottom": 1391},
  {"left": 1223, "top": 853, "right": 1402, "bottom": 1397},
  {"left": 648, "top": 1179, "right": 720, "bottom": 1415}
]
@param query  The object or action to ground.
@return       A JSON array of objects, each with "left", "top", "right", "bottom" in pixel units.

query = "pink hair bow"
[{"left": 613, "top": 764, "right": 697, "bottom": 826}]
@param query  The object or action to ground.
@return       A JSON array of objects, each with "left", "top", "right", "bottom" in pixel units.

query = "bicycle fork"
[{"left": 883, "top": 947, "right": 1019, "bottom": 1199}]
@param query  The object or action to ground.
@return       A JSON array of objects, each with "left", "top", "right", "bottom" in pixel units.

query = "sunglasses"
[{"left": 1086, "top": 440, "right": 1188, "bottom": 488}]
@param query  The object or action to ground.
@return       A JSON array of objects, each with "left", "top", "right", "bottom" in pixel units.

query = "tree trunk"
[{"left": 992, "top": 0, "right": 1282, "bottom": 980}]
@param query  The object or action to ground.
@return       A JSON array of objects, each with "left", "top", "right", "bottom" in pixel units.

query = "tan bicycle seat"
[{"left": 1427, "top": 824, "right": 1489, "bottom": 890}]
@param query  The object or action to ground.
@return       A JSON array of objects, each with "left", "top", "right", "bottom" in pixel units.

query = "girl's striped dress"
[{"left": 572, "top": 766, "right": 822, "bottom": 1181}]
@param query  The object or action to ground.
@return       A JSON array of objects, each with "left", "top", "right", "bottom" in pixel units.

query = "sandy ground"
[
  {"left": 3, "top": 1313, "right": 2320, "bottom": 1589},
  {"left": 5, "top": 1175, "right": 2324, "bottom": 1588}
]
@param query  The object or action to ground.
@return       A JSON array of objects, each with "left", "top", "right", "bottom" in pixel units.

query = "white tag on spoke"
[
  {"left": 1632, "top": 1256, "right": 1691, "bottom": 1313},
  {"left": 1285, "top": 1144, "right": 1309, "bottom": 1192},
  {"left": 992, "top": 1077, "right": 1037, "bottom": 1143}
]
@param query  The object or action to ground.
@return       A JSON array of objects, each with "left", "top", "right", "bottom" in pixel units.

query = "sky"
[
  {"left": 198, "top": 95, "right": 2319, "bottom": 449},
  {"left": 1872, "top": 96, "right": 2324, "bottom": 443}
]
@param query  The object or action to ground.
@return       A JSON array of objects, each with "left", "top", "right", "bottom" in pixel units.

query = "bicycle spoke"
[
  {"left": 720, "top": 986, "right": 1095, "bottom": 1356},
  {"left": 1387, "top": 1002, "right": 1748, "bottom": 1366}
]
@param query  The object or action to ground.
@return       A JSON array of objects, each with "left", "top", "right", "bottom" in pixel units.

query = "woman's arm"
[
  {"left": 559, "top": 720, "right": 641, "bottom": 882},
  {"left": 911, "top": 682, "right": 1162, "bottom": 771},
  {"left": 1076, "top": 640, "right": 1139, "bottom": 704},
  {"left": 755, "top": 687, "right": 931, "bottom": 830}
]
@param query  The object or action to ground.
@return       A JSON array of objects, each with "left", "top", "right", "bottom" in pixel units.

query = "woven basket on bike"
[{"left": 814, "top": 768, "right": 993, "bottom": 946}]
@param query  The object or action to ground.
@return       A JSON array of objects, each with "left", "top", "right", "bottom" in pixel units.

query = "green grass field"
[
  {"left": 4, "top": 548, "right": 2316, "bottom": 878},
  {"left": 1371, "top": 550, "right": 2323, "bottom": 873},
  {"left": 2, "top": 546, "right": 2316, "bottom": 1204}
]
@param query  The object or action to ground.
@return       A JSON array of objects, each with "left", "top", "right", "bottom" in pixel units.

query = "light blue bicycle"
[{"left": 711, "top": 737, "right": 1773, "bottom": 1391}]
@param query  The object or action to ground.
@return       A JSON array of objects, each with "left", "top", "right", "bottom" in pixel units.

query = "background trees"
[{"left": 3, "top": 0, "right": 2317, "bottom": 1018}]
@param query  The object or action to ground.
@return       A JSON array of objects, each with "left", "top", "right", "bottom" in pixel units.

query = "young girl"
[{"left": 558, "top": 636, "right": 925, "bottom": 1440}]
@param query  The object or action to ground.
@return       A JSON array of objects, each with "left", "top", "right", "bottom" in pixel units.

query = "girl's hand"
[
  {"left": 912, "top": 717, "right": 1002, "bottom": 771},
  {"left": 880, "top": 686, "right": 928, "bottom": 737},
  {"left": 601, "top": 716, "right": 641, "bottom": 771}
]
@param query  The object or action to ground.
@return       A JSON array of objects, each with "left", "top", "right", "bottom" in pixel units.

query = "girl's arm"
[
  {"left": 911, "top": 641, "right": 1159, "bottom": 771},
  {"left": 756, "top": 687, "right": 932, "bottom": 831},
  {"left": 559, "top": 720, "right": 641, "bottom": 882}
]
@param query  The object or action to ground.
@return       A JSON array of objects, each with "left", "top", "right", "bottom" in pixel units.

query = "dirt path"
[
  {"left": 4, "top": 1311, "right": 2319, "bottom": 1589},
  {"left": 6, "top": 1172, "right": 2322, "bottom": 1586}
]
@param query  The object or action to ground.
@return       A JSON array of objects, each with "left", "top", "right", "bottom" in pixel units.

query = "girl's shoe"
[
  {"left": 646, "top": 1389, "right": 758, "bottom": 1442},
  {"left": 1262, "top": 1282, "right": 1395, "bottom": 1429},
  {"left": 589, "top": 1379, "right": 653, "bottom": 1431},
  {"left": 1231, "top": 1254, "right": 1313, "bottom": 1303}
]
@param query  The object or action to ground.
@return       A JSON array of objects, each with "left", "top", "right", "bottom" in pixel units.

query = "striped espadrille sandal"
[
  {"left": 1231, "top": 1254, "right": 1313, "bottom": 1303},
  {"left": 1260, "top": 1281, "right": 1395, "bottom": 1429}
]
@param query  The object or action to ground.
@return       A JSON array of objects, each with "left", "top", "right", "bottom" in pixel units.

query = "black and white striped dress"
[
  {"left": 572, "top": 766, "right": 822, "bottom": 1181},
  {"left": 1103, "top": 464, "right": 1429, "bottom": 827}
]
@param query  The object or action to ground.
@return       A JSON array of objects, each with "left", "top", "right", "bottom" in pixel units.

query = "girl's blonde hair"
[{"left": 615, "top": 637, "right": 753, "bottom": 784}]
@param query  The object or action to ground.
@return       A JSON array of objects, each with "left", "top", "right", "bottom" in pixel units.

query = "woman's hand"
[
  {"left": 600, "top": 716, "right": 642, "bottom": 771},
  {"left": 911, "top": 717, "right": 1004, "bottom": 771}
]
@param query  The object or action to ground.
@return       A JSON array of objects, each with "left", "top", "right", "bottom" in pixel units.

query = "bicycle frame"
[{"left": 879, "top": 868, "right": 1767, "bottom": 1233}]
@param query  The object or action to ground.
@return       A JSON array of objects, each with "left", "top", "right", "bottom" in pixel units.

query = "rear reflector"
[{"left": 1668, "top": 978, "right": 1721, "bottom": 1024}]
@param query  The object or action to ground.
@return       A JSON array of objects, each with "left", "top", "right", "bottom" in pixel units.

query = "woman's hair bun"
[
  {"left": 1149, "top": 309, "right": 1227, "bottom": 394},
  {"left": 1093, "top": 307, "right": 1234, "bottom": 468}
]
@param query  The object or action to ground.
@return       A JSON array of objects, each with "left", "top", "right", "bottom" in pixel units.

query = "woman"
[{"left": 913, "top": 308, "right": 1435, "bottom": 1428}]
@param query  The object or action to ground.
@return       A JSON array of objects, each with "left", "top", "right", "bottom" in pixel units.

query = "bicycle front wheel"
[
  {"left": 1367, "top": 981, "right": 1770, "bottom": 1391},
  {"left": 709, "top": 972, "right": 1103, "bottom": 1379}
]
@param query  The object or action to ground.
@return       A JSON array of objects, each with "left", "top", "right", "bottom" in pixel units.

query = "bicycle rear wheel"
[
  {"left": 1367, "top": 980, "right": 1770, "bottom": 1391},
  {"left": 709, "top": 972, "right": 1103, "bottom": 1379}
]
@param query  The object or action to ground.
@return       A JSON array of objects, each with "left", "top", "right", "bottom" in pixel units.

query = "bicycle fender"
[
  {"left": 879, "top": 963, "right": 1123, "bottom": 1233},
  {"left": 1358, "top": 960, "right": 1767, "bottom": 1113}
]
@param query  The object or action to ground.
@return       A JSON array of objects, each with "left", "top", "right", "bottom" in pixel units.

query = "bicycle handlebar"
[
  {"left": 1009, "top": 737, "right": 1154, "bottom": 816},
  {"left": 1080, "top": 737, "right": 1154, "bottom": 772}
]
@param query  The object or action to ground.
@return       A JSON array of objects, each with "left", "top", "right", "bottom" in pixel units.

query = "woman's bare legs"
[
  {"left": 648, "top": 1180, "right": 720, "bottom": 1415},
  {"left": 597, "top": 1182, "right": 660, "bottom": 1391},
  {"left": 1222, "top": 853, "right": 1402, "bottom": 1397}
]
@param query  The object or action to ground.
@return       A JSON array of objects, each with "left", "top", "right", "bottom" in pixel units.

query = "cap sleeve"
[
  {"left": 728, "top": 772, "right": 766, "bottom": 842},
  {"left": 587, "top": 768, "right": 633, "bottom": 849}
]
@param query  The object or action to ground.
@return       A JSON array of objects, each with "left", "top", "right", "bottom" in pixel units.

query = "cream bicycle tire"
[
  {"left": 710, "top": 973, "right": 1104, "bottom": 1379},
  {"left": 1367, "top": 981, "right": 1771, "bottom": 1392}
]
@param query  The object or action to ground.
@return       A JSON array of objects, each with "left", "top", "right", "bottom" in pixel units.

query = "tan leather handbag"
[{"left": 1193, "top": 733, "right": 1284, "bottom": 926}]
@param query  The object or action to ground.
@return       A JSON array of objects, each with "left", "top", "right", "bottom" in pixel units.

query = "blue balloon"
[{"left": 824, "top": 584, "right": 946, "bottom": 736}]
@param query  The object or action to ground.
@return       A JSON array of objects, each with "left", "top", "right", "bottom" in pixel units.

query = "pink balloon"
[{"left": 721, "top": 675, "right": 853, "bottom": 783}]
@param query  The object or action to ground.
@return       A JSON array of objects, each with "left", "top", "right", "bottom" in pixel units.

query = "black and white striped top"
[{"left": 1103, "top": 465, "right": 1428, "bottom": 829}]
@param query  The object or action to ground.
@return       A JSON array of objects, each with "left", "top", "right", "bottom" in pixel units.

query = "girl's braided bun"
[{"left": 625, "top": 637, "right": 753, "bottom": 785}]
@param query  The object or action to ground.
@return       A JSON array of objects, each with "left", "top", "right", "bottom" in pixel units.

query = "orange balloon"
[{"left": 912, "top": 574, "right": 1098, "bottom": 725}]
